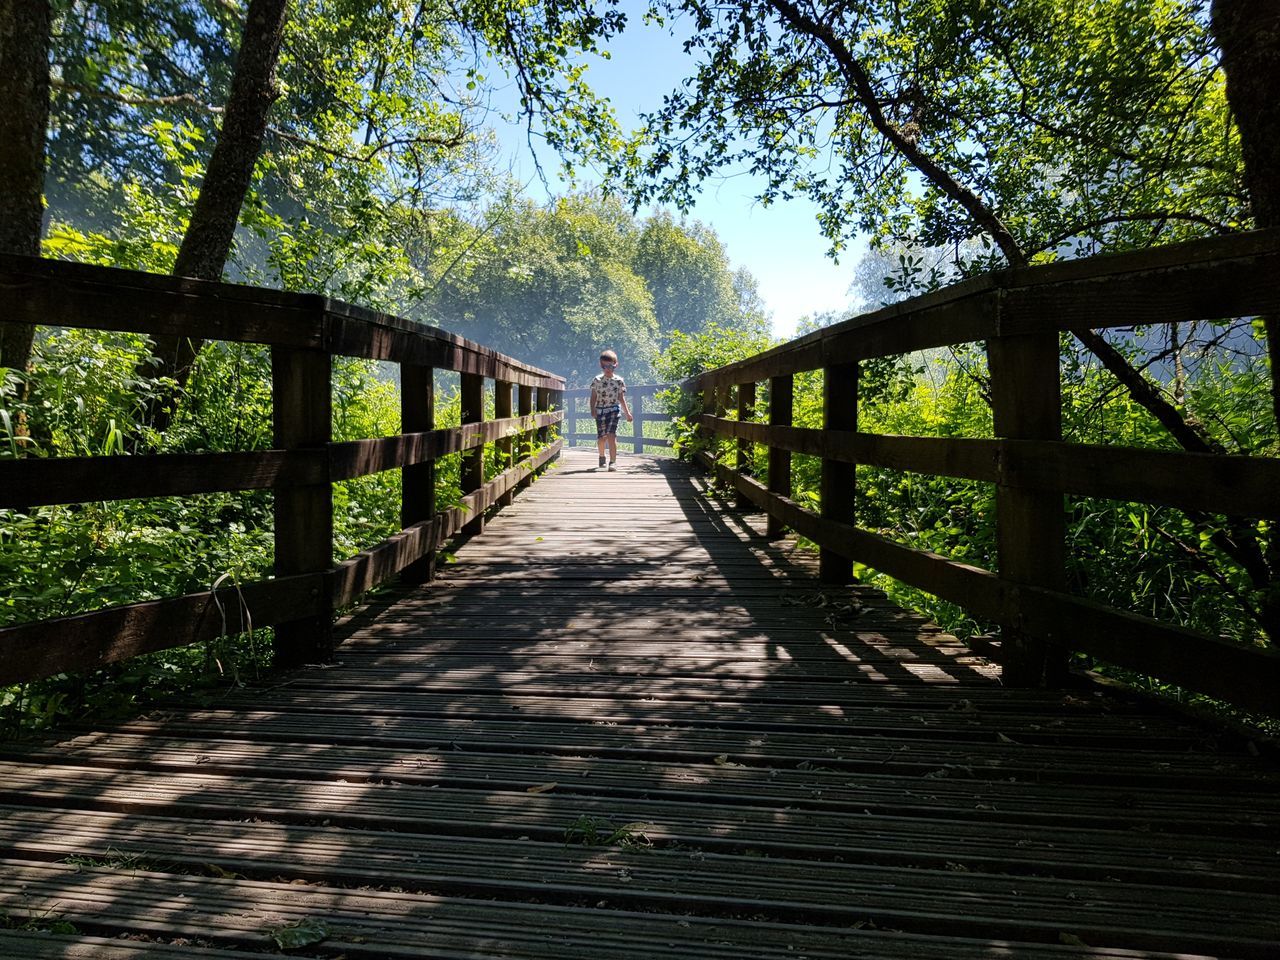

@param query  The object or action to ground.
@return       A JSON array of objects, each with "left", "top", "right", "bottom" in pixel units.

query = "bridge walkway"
[{"left": 0, "top": 448, "right": 1276, "bottom": 958}]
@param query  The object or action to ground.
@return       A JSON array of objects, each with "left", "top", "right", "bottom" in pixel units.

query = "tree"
[
  {"left": 1210, "top": 0, "right": 1280, "bottom": 641},
  {"left": 147, "top": 0, "right": 288, "bottom": 392},
  {"left": 1212, "top": 0, "right": 1280, "bottom": 433},
  {"left": 634, "top": 211, "right": 739, "bottom": 345},
  {"left": 424, "top": 193, "right": 659, "bottom": 383},
  {"left": 420, "top": 191, "right": 770, "bottom": 384},
  {"left": 0, "top": 0, "right": 52, "bottom": 373}
]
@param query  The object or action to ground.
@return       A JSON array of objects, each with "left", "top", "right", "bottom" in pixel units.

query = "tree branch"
[{"left": 765, "top": 0, "right": 1026, "bottom": 265}]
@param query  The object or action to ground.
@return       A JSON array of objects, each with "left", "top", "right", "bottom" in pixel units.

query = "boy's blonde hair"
[{"left": 599, "top": 349, "right": 618, "bottom": 362}]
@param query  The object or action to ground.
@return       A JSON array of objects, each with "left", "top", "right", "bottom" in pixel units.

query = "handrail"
[
  {"left": 562, "top": 382, "right": 674, "bottom": 453},
  {"left": 683, "top": 228, "right": 1280, "bottom": 717},
  {"left": 0, "top": 255, "right": 565, "bottom": 684}
]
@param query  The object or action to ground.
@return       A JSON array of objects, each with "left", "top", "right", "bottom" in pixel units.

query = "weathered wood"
[
  {"left": 495, "top": 379, "right": 516, "bottom": 508},
  {"left": 328, "top": 413, "right": 561, "bottom": 481},
  {"left": 460, "top": 372, "right": 485, "bottom": 537},
  {"left": 989, "top": 331, "right": 1067, "bottom": 687},
  {"left": 400, "top": 364, "right": 436, "bottom": 584},
  {"left": 0, "top": 449, "right": 325, "bottom": 508},
  {"left": 767, "top": 374, "right": 793, "bottom": 539},
  {"left": 0, "top": 573, "right": 326, "bottom": 685},
  {"left": 820, "top": 362, "right": 858, "bottom": 584},
  {"left": 700, "top": 451, "right": 1005, "bottom": 618},
  {"left": 698, "top": 418, "right": 1280, "bottom": 518},
  {"left": 735, "top": 380, "right": 756, "bottom": 510},
  {"left": 271, "top": 347, "right": 334, "bottom": 666},
  {"left": 0, "top": 254, "right": 327, "bottom": 350},
  {"left": 632, "top": 388, "right": 645, "bottom": 455},
  {"left": 0, "top": 414, "right": 564, "bottom": 508},
  {"left": 6, "top": 447, "right": 1279, "bottom": 960},
  {"left": 0, "top": 254, "right": 565, "bottom": 389},
  {"left": 517, "top": 384, "right": 535, "bottom": 494},
  {"left": 687, "top": 229, "right": 1280, "bottom": 390},
  {"left": 536, "top": 386, "right": 555, "bottom": 462}
]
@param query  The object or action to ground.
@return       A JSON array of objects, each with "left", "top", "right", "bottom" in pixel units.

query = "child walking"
[{"left": 590, "top": 349, "right": 633, "bottom": 471}]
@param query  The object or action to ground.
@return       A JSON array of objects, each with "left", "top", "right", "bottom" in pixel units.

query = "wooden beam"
[
  {"left": 699, "top": 417, "right": 1280, "bottom": 519},
  {"left": 0, "top": 254, "right": 566, "bottom": 389},
  {"left": 517, "top": 385, "right": 535, "bottom": 494},
  {"left": 460, "top": 372, "right": 485, "bottom": 537},
  {"left": 632, "top": 386, "right": 645, "bottom": 455},
  {"left": 767, "top": 374, "right": 794, "bottom": 539},
  {"left": 0, "top": 450, "right": 325, "bottom": 508},
  {"left": 400, "top": 364, "right": 435, "bottom": 584},
  {"left": 495, "top": 379, "right": 515, "bottom": 507},
  {"left": 820, "top": 362, "right": 857, "bottom": 584},
  {"left": 0, "top": 573, "right": 327, "bottom": 686},
  {"left": 735, "top": 381, "right": 756, "bottom": 510},
  {"left": 988, "top": 330, "right": 1067, "bottom": 687},
  {"left": 686, "top": 230, "right": 1280, "bottom": 390},
  {"left": 271, "top": 347, "right": 334, "bottom": 667}
]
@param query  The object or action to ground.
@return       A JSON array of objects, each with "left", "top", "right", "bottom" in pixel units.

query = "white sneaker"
[{"left": 607, "top": 462, "right": 617, "bottom": 472}]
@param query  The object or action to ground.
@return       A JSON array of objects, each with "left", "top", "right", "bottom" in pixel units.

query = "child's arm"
[{"left": 621, "top": 386, "right": 633, "bottom": 422}]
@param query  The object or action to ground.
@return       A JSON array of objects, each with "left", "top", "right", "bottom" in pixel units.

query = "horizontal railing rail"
[
  {"left": 682, "top": 229, "right": 1280, "bottom": 717},
  {"left": 0, "top": 255, "right": 565, "bottom": 684},
  {"left": 563, "top": 382, "right": 674, "bottom": 453}
]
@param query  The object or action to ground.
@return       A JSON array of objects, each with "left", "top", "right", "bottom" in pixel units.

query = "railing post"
[
  {"left": 767, "top": 374, "right": 793, "bottom": 539},
  {"left": 633, "top": 387, "right": 645, "bottom": 455},
  {"left": 989, "top": 327, "right": 1067, "bottom": 686},
  {"left": 517, "top": 384, "right": 535, "bottom": 492},
  {"left": 495, "top": 379, "right": 515, "bottom": 507},
  {"left": 536, "top": 386, "right": 551, "bottom": 447},
  {"left": 736, "top": 381, "right": 756, "bottom": 509},
  {"left": 710, "top": 382, "right": 728, "bottom": 467},
  {"left": 820, "top": 361, "right": 858, "bottom": 584},
  {"left": 271, "top": 346, "right": 333, "bottom": 666},
  {"left": 461, "top": 372, "right": 485, "bottom": 537},
  {"left": 400, "top": 364, "right": 436, "bottom": 584}
]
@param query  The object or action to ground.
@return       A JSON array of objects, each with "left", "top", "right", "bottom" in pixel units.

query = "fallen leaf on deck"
[
  {"left": 527, "top": 782, "right": 558, "bottom": 793},
  {"left": 267, "top": 918, "right": 329, "bottom": 950}
]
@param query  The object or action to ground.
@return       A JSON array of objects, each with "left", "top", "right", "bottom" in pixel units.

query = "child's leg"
[{"left": 607, "top": 433, "right": 617, "bottom": 461}]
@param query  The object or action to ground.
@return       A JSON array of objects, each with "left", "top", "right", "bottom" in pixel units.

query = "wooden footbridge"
[{"left": 1, "top": 233, "right": 1280, "bottom": 958}]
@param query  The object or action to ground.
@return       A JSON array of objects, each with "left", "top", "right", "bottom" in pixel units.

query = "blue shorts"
[{"left": 595, "top": 405, "right": 621, "bottom": 437}]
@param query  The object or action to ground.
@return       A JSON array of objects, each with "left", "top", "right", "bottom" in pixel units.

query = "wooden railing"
[
  {"left": 685, "top": 230, "right": 1280, "bottom": 716},
  {"left": 0, "top": 255, "right": 564, "bottom": 684},
  {"left": 563, "top": 382, "right": 673, "bottom": 453}
]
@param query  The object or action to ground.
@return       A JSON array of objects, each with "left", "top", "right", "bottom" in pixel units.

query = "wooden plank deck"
[{"left": 1, "top": 447, "right": 1277, "bottom": 958}]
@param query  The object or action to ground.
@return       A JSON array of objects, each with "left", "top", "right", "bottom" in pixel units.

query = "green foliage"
[
  {"left": 652, "top": 322, "right": 775, "bottom": 456},
  {"left": 618, "top": 0, "right": 1242, "bottom": 261},
  {"left": 563, "top": 815, "right": 655, "bottom": 849},
  {"left": 423, "top": 193, "right": 766, "bottom": 386},
  {"left": 266, "top": 917, "right": 330, "bottom": 950}
]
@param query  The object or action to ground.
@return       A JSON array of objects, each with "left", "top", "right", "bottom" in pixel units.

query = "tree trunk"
[
  {"left": 147, "top": 0, "right": 289, "bottom": 395},
  {"left": 1211, "top": 0, "right": 1280, "bottom": 642},
  {"left": 0, "top": 0, "right": 52, "bottom": 373}
]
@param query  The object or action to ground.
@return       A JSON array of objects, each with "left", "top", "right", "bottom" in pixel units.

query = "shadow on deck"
[{"left": 0, "top": 449, "right": 1276, "bottom": 959}]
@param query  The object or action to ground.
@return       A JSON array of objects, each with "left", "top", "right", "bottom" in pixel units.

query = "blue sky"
[{"left": 482, "top": 8, "right": 864, "bottom": 339}]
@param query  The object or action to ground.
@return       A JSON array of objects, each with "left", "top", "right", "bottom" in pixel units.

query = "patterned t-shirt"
[{"left": 591, "top": 372, "right": 626, "bottom": 409}]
